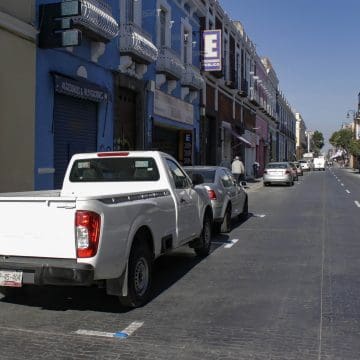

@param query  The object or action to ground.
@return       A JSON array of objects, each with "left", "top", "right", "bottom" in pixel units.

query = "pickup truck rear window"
[{"left": 69, "top": 157, "right": 160, "bottom": 182}]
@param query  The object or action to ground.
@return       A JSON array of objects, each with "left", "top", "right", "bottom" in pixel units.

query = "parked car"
[
  {"left": 0, "top": 151, "right": 213, "bottom": 308},
  {"left": 263, "top": 162, "right": 294, "bottom": 186},
  {"left": 293, "top": 161, "right": 303, "bottom": 176},
  {"left": 299, "top": 159, "right": 311, "bottom": 171},
  {"left": 288, "top": 162, "right": 299, "bottom": 181},
  {"left": 184, "top": 166, "right": 248, "bottom": 233}
]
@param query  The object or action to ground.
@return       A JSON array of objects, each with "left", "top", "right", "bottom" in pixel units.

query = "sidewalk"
[{"left": 244, "top": 177, "right": 263, "bottom": 192}]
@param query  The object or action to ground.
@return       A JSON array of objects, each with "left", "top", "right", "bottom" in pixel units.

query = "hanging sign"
[{"left": 203, "top": 30, "right": 222, "bottom": 72}]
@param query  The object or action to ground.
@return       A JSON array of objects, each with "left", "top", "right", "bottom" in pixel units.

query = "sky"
[{"left": 221, "top": 0, "right": 360, "bottom": 150}]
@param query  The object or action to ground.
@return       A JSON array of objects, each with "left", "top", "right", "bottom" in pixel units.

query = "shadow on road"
[{"left": 0, "top": 235, "right": 232, "bottom": 313}]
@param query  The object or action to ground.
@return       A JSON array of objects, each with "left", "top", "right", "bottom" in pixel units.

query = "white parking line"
[
  {"left": 355, "top": 201, "right": 360, "bottom": 208},
  {"left": 224, "top": 239, "right": 239, "bottom": 249},
  {"left": 75, "top": 321, "right": 144, "bottom": 339},
  {"left": 346, "top": 190, "right": 351, "bottom": 194}
]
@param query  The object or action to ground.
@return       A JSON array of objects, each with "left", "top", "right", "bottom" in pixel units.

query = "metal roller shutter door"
[{"left": 54, "top": 94, "right": 97, "bottom": 189}]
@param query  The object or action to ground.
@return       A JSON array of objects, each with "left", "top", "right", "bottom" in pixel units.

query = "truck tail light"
[
  {"left": 207, "top": 190, "right": 217, "bottom": 200},
  {"left": 76, "top": 211, "right": 101, "bottom": 258}
]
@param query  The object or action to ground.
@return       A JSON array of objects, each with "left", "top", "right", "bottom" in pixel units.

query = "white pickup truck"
[{"left": 0, "top": 151, "right": 213, "bottom": 307}]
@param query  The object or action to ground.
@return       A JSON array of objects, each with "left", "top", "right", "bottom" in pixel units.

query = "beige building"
[{"left": 0, "top": 1, "right": 36, "bottom": 191}]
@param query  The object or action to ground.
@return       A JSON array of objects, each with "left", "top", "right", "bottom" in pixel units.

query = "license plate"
[{"left": 0, "top": 270, "right": 23, "bottom": 287}]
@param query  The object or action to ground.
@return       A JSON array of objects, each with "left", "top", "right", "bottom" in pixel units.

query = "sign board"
[
  {"left": 203, "top": 30, "right": 222, "bottom": 72},
  {"left": 183, "top": 132, "right": 193, "bottom": 165},
  {"left": 154, "top": 90, "right": 194, "bottom": 125}
]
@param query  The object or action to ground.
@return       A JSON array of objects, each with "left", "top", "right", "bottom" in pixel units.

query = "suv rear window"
[{"left": 70, "top": 157, "right": 160, "bottom": 182}]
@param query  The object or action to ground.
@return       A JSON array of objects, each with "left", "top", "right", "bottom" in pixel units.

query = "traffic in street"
[{"left": 1, "top": 167, "right": 359, "bottom": 360}]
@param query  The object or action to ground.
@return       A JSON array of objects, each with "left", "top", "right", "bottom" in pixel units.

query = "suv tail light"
[
  {"left": 263, "top": 170, "right": 267, "bottom": 174},
  {"left": 285, "top": 170, "right": 290, "bottom": 174},
  {"left": 76, "top": 211, "right": 101, "bottom": 258},
  {"left": 207, "top": 189, "right": 217, "bottom": 200}
]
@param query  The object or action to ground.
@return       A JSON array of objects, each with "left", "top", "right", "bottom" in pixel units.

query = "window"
[
  {"left": 166, "top": 159, "right": 191, "bottom": 189},
  {"left": 126, "top": 0, "right": 135, "bottom": 23},
  {"left": 183, "top": 31, "right": 189, "bottom": 64},
  {"left": 160, "top": 9, "right": 166, "bottom": 47},
  {"left": 70, "top": 158, "right": 160, "bottom": 182},
  {"left": 220, "top": 169, "right": 233, "bottom": 188}
]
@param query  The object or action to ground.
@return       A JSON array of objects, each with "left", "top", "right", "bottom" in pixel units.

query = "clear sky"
[{"left": 221, "top": 0, "right": 359, "bottom": 150}]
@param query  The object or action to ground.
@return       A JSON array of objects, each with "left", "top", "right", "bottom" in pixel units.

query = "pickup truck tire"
[
  {"left": 119, "top": 242, "right": 152, "bottom": 308},
  {"left": 220, "top": 205, "right": 232, "bottom": 233},
  {"left": 0, "top": 286, "right": 27, "bottom": 298},
  {"left": 194, "top": 214, "right": 212, "bottom": 257}
]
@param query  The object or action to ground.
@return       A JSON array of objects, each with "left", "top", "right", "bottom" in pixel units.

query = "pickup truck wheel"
[
  {"left": 119, "top": 243, "right": 152, "bottom": 308},
  {"left": 220, "top": 205, "right": 232, "bottom": 233},
  {"left": 194, "top": 214, "right": 212, "bottom": 257},
  {"left": 0, "top": 286, "right": 27, "bottom": 298}
]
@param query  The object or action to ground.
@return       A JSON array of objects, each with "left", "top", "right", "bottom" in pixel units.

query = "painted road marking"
[
  {"left": 253, "top": 214, "right": 266, "bottom": 218},
  {"left": 355, "top": 201, "right": 360, "bottom": 208},
  {"left": 346, "top": 190, "right": 351, "bottom": 194},
  {"left": 341, "top": 183, "right": 344, "bottom": 187},
  {"left": 224, "top": 239, "right": 239, "bottom": 249},
  {"left": 75, "top": 321, "right": 144, "bottom": 339}
]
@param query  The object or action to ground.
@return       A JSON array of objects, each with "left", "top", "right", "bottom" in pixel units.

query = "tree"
[
  {"left": 311, "top": 130, "right": 324, "bottom": 156},
  {"left": 329, "top": 128, "right": 353, "bottom": 152},
  {"left": 348, "top": 139, "right": 360, "bottom": 157}
]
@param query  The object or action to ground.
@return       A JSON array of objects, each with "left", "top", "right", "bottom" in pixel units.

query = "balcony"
[
  {"left": 182, "top": 64, "right": 204, "bottom": 91},
  {"left": 249, "top": 88, "right": 259, "bottom": 106},
  {"left": 119, "top": 23, "right": 158, "bottom": 64},
  {"left": 157, "top": 46, "right": 185, "bottom": 80}
]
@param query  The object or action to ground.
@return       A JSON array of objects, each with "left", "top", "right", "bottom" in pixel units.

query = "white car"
[{"left": 299, "top": 160, "right": 311, "bottom": 171}]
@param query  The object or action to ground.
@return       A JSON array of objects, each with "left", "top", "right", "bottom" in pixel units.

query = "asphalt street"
[{"left": 1, "top": 168, "right": 360, "bottom": 360}]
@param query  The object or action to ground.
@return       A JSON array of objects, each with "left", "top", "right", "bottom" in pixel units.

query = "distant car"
[
  {"left": 184, "top": 166, "right": 248, "bottom": 233},
  {"left": 299, "top": 160, "right": 310, "bottom": 171},
  {"left": 293, "top": 161, "right": 303, "bottom": 176},
  {"left": 288, "top": 162, "right": 299, "bottom": 181},
  {"left": 263, "top": 162, "right": 294, "bottom": 186}
]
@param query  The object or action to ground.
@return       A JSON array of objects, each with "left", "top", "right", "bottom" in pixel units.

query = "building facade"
[{"left": 0, "top": 1, "right": 37, "bottom": 192}]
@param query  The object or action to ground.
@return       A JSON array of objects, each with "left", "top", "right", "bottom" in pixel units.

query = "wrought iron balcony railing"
[
  {"left": 157, "top": 46, "right": 185, "bottom": 80},
  {"left": 181, "top": 64, "right": 204, "bottom": 90},
  {"left": 119, "top": 22, "right": 158, "bottom": 64}
]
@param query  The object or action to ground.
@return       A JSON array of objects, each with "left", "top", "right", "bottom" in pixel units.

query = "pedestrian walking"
[
  {"left": 231, "top": 156, "right": 245, "bottom": 183},
  {"left": 252, "top": 161, "right": 260, "bottom": 178}
]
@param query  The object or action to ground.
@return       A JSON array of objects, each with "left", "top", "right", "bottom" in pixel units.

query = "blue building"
[
  {"left": 35, "top": 0, "right": 119, "bottom": 189},
  {"left": 116, "top": 0, "right": 204, "bottom": 165}
]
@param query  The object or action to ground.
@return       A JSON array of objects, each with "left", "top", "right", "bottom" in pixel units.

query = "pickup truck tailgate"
[{"left": 0, "top": 198, "right": 77, "bottom": 259}]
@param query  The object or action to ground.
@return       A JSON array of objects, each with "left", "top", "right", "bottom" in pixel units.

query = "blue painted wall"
[
  {"left": 143, "top": 0, "right": 202, "bottom": 162},
  {"left": 35, "top": 0, "right": 119, "bottom": 189}
]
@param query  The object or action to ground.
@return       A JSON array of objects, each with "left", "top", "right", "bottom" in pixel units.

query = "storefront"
[
  {"left": 152, "top": 89, "right": 195, "bottom": 165},
  {"left": 52, "top": 74, "right": 109, "bottom": 188}
]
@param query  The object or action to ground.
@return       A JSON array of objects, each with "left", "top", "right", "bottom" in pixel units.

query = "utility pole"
[{"left": 305, "top": 130, "right": 313, "bottom": 153}]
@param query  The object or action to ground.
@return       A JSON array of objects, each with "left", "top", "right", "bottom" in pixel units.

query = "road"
[{"left": 1, "top": 168, "right": 360, "bottom": 360}]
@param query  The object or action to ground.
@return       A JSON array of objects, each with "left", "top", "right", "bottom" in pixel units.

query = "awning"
[
  {"left": 233, "top": 133, "right": 253, "bottom": 147},
  {"left": 330, "top": 150, "right": 345, "bottom": 159},
  {"left": 221, "top": 121, "right": 254, "bottom": 147}
]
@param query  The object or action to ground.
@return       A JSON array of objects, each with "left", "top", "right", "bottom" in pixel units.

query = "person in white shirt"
[{"left": 231, "top": 156, "right": 245, "bottom": 183}]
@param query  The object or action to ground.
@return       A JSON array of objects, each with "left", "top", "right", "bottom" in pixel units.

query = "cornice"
[{"left": 0, "top": 10, "right": 37, "bottom": 42}]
